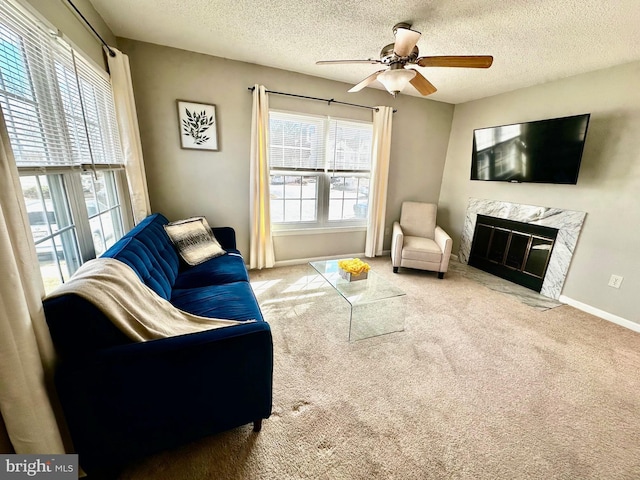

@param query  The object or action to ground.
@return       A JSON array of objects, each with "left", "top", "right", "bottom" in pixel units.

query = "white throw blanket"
[{"left": 46, "top": 258, "right": 247, "bottom": 341}]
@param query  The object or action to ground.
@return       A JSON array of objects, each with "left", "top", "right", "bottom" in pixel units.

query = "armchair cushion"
[
  {"left": 402, "top": 236, "right": 443, "bottom": 263},
  {"left": 400, "top": 201, "right": 437, "bottom": 239}
]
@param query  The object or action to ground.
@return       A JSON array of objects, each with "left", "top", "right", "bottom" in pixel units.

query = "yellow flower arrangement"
[{"left": 338, "top": 258, "right": 371, "bottom": 275}]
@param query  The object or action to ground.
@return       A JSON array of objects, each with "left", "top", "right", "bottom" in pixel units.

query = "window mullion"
[
  {"left": 63, "top": 172, "right": 95, "bottom": 262},
  {"left": 320, "top": 117, "right": 332, "bottom": 226},
  {"left": 318, "top": 173, "right": 329, "bottom": 227},
  {"left": 113, "top": 169, "right": 134, "bottom": 232},
  {"left": 33, "top": 175, "right": 52, "bottom": 237},
  {"left": 49, "top": 173, "right": 81, "bottom": 271}
]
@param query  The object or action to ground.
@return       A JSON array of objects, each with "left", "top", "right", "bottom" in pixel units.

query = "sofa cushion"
[
  {"left": 103, "top": 213, "right": 179, "bottom": 299},
  {"left": 103, "top": 237, "right": 176, "bottom": 300},
  {"left": 174, "top": 251, "right": 249, "bottom": 289},
  {"left": 164, "top": 216, "right": 225, "bottom": 266},
  {"left": 171, "top": 282, "right": 263, "bottom": 323},
  {"left": 402, "top": 235, "right": 443, "bottom": 263}
]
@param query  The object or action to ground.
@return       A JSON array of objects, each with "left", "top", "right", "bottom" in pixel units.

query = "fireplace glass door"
[{"left": 469, "top": 215, "right": 558, "bottom": 292}]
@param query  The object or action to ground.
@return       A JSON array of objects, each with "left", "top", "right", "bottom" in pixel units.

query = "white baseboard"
[
  {"left": 559, "top": 295, "right": 640, "bottom": 333},
  {"left": 274, "top": 252, "right": 365, "bottom": 268},
  {"left": 274, "top": 251, "right": 391, "bottom": 268}
]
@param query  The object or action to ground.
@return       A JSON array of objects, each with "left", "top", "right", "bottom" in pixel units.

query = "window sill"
[{"left": 272, "top": 226, "right": 367, "bottom": 237}]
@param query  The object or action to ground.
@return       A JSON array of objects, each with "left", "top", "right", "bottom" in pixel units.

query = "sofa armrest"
[
  {"left": 55, "top": 321, "right": 272, "bottom": 473},
  {"left": 391, "top": 221, "right": 404, "bottom": 267},
  {"left": 435, "top": 226, "right": 453, "bottom": 272},
  {"left": 212, "top": 226, "right": 236, "bottom": 250}
]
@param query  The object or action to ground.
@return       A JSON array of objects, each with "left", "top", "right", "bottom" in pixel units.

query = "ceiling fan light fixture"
[{"left": 377, "top": 68, "right": 416, "bottom": 96}]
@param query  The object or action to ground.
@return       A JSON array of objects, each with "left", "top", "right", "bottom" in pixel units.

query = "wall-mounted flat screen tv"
[{"left": 470, "top": 113, "right": 590, "bottom": 184}]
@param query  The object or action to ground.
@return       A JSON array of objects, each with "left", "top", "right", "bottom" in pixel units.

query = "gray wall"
[
  {"left": 117, "top": 39, "right": 454, "bottom": 262},
  {"left": 439, "top": 61, "right": 640, "bottom": 325}
]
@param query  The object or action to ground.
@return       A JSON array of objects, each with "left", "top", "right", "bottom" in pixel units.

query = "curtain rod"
[
  {"left": 65, "top": 0, "right": 116, "bottom": 57},
  {"left": 247, "top": 87, "right": 397, "bottom": 113}
]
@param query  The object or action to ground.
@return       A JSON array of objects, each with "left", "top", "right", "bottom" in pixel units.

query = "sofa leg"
[
  {"left": 253, "top": 419, "right": 263, "bottom": 432},
  {"left": 393, "top": 267, "right": 399, "bottom": 273},
  {"left": 438, "top": 272, "right": 444, "bottom": 279}
]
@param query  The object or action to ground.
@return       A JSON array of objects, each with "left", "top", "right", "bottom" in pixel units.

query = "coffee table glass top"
[{"left": 309, "top": 259, "right": 406, "bottom": 306}]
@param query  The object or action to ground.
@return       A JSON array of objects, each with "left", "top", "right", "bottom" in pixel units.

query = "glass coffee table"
[{"left": 309, "top": 259, "right": 406, "bottom": 341}]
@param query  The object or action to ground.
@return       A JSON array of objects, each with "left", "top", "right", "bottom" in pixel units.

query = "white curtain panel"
[
  {"left": 107, "top": 47, "right": 151, "bottom": 224},
  {"left": 365, "top": 106, "right": 394, "bottom": 257},
  {"left": 249, "top": 85, "right": 275, "bottom": 269},
  {"left": 0, "top": 111, "right": 65, "bottom": 453}
]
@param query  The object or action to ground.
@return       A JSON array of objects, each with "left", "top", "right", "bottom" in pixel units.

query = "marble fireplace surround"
[{"left": 459, "top": 198, "right": 586, "bottom": 299}]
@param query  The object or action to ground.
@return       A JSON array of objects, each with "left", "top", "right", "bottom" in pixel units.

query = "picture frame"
[{"left": 177, "top": 100, "right": 219, "bottom": 151}]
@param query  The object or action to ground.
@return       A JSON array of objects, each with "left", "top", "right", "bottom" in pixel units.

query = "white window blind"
[
  {"left": 269, "top": 111, "right": 372, "bottom": 173},
  {"left": 73, "top": 52, "right": 122, "bottom": 166},
  {"left": 0, "top": 0, "right": 123, "bottom": 169},
  {"left": 269, "top": 111, "right": 325, "bottom": 170},
  {"left": 327, "top": 119, "right": 372, "bottom": 172}
]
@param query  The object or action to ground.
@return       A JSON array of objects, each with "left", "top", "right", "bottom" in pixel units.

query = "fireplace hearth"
[{"left": 469, "top": 215, "right": 558, "bottom": 292}]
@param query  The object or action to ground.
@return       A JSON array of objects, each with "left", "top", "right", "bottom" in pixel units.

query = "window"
[
  {"left": 0, "top": 0, "right": 129, "bottom": 293},
  {"left": 269, "top": 111, "right": 373, "bottom": 229}
]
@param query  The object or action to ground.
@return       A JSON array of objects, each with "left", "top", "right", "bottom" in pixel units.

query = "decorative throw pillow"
[{"left": 163, "top": 216, "right": 226, "bottom": 266}]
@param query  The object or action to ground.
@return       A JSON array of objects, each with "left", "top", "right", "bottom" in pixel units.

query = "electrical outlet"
[{"left": 608, "top": 274, "right": 623, "bottom": 289}]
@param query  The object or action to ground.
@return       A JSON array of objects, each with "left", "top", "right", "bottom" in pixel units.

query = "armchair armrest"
[
  {"left": 434, "top": 226, "right": 453, "bottom": 272},
  {"left": 391, "top": 221, "right": 404, "bottom": 267},
  {"left": 55, "top": 321, "right": 272, "bottom": 473}
]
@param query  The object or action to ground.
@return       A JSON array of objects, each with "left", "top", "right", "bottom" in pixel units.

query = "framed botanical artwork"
[{"left": 177, "top": 100, "right": 219, "bottom": 151}]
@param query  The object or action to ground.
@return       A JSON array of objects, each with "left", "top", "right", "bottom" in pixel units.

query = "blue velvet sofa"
[{"left": 43, "top": 213, "right": 273, "bottom": 474}]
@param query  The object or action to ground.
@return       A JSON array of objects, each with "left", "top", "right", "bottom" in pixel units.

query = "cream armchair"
[{"left": 391, "top": 202, "right": 453, "bottom": 278}]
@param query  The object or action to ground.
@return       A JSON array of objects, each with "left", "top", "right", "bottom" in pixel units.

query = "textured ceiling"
[{"left": 88, "top": 0, "right": 640, "bottom": 104}]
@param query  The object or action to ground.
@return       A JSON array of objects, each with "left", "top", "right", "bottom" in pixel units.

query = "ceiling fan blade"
[
  {"left": 408, "top": 70, "right": 437, "bottom": 96},
  {"left": 393, "top": 27, "right": 421, "bottom": 57},
  {"left": 316, "top": 59, "right": 383, "bottom": 65},
  {"left": 416, "top": 55, "right": 493, "bottom": 68},
  {"left": 348, "top": 70, "right": 385, "bottom": 93}
]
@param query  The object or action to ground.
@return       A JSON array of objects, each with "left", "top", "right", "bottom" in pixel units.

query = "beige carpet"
[{"left": 119, "top": 257, "right": 640, "bottom": 479}]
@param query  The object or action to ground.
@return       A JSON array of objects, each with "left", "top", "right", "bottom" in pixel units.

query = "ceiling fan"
[{"left": 316, "top": 23, "right": 493, "bottom": 97}]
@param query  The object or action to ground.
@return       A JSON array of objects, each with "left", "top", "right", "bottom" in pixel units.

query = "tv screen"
[{"left": 470, "top": 113, "right": 590, "bottom": 184}]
